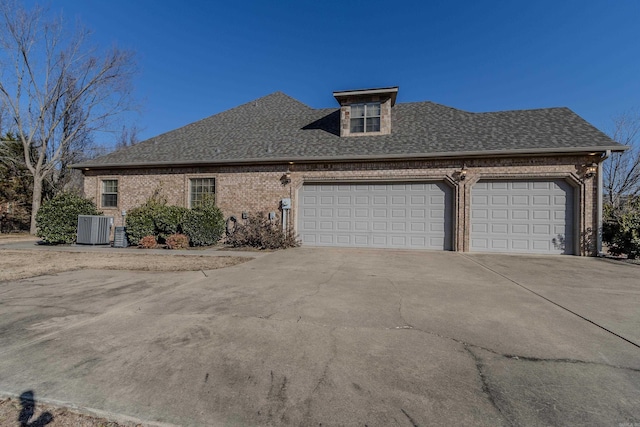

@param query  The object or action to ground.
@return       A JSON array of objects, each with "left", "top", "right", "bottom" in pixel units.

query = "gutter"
[
  {"left": 71, "top": 145, "right": 627, "bottom": 170},
  {"left": 597, "top": 149, "right": 611, "bottom": 256}
]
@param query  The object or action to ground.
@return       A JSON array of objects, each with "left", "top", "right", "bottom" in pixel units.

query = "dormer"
[{"left": 333, "top": 86, "right": 398, "bottom": 137}]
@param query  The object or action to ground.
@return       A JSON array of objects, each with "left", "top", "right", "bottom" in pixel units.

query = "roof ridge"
[
  {"left": 202, "top": 91, "right": 312, "bottom": 119},
  {"left": 395, "top": 100, "right": 573, "bottom": 115},
  {"left": 396, "top": 100, "right": 471, "bottom": 114},
  {"left": 133, "top": 91, "right": 313, "bottom": 146},
  {"left": 475, "top": 106, "right": 572, "bottom": 115},
  {"left": 267, "top": 91, "right": 313, "bottom": 110}
]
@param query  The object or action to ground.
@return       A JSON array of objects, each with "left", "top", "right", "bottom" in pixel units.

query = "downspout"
[{"left": 597, "top": 150, "right": 611, "bottom": 256}]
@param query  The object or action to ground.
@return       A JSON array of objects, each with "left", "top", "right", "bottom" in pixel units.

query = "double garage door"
[
  {"left": 298, "top": 179, "right": 575, "bottom": 255},
  {"left": 298, "top": 182, "right": 453, "bottom": 250}
]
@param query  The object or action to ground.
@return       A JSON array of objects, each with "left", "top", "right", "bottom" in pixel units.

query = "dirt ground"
[
  {"left": 0, "top": 249, "right": 249, "bottom": 282},
  {"left": 0, "top": 236, "right": 250, "bottom": 426},
  {"left": 0, "top": 396, "right": 139, "bottom": 427}
]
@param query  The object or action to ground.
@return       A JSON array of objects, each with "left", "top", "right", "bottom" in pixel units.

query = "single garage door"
[
  {"left": 298, "top": 182, "right": 453, "bottom": 250},
  {"left": 470, "top": 180, "right": 575, "bottom": 254}
]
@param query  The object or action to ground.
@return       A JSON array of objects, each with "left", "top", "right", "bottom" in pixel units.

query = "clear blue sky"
[{"left": 48, "top": 0, "right": 640, "bottom": 145}]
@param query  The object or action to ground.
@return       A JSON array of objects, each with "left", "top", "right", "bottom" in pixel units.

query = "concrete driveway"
[{"left": 0, "top": 248, "right": 639, "bottom": 426}]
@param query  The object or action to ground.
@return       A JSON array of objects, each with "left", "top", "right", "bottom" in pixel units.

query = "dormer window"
[
  {"left": 333, "top": 86, "right": 397, "bottom": 137},
  {"left": 350, "top": 102, "right": 381, "bottom": 133}
]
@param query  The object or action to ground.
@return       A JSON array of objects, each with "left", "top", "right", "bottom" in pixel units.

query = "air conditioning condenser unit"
[{"left": 77, "top": 215, "right": 113, "bottom": 245}]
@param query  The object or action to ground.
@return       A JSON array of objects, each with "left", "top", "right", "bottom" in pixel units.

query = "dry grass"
[
  {"left": 0, "top": 249, "right": 249, "bottom": 282},
  {"left": 0, "top": 232, "right": 37, "bottom": 244}
]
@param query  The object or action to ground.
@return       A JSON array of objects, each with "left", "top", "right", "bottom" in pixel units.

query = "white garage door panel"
[
  {"left": 299, "top": 182, "right": 452, "bottom": 250},
  {"left": 471, "top": 180, "right": 574, "bottom": 255}
]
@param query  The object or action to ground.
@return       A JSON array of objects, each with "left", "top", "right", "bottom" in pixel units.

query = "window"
[
  {"left": 101, "top": 179, "right": 118, "bottom": 208},
  {"left": 190, "top": 178, "right": 215, "bottom": 208},
  {"left": 350, "top": 102, "right": 381, "bottom": 133}
]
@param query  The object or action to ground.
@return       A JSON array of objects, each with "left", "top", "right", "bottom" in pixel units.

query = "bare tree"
[
  {"left": 604, "top": 110, "right": 640, "bottom": 208},
  {"left": 115, "top": 123, "right": 141, "bottom": 150},
  {"left": 0, "top": 2, "right": 136, "bottom": 233},
  {"left": 0, "top": 99, "right": 7, "bottom": 135}
]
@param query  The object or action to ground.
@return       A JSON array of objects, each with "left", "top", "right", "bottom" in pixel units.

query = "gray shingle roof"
[{"left": 74, "top": 91, "right": 624, "bottom": 169}]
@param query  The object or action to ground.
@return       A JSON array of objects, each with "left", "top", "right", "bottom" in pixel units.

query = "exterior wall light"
[
  {"left": 281, "top": 171, "right": 291, "bottom": 185},
  {"left": 281, "top": 162, "right": 294, "bottom": 185},
  {"left": 458, "top": 164, "right": 467, "bottom": 181},
  {"left": 584, "top": 162, "right": 598, "bottom": 178}
]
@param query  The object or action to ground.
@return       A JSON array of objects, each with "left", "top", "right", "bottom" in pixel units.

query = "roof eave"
[
  {"left": 333, "top": 86, "right": 399, "bottom": 106},
  {"left": 71, "top": 145, "right": 626, "bottom": 171}
]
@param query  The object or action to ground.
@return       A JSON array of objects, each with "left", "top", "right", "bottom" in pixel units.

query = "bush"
[
  {"left": 1, "top": 211, "right": 30, "bottom": 233},
  {"left": 182, "top": 197, "right": 225, "bottom": 246},
  {"left": 125, "top": 194, "right": 187, "bottom": 245},
  {"left": 226, "top": 211, "right": 299, "bottom": 250},
  {"left": 603, "top": 197, "right": 640, "bottom": 259},
  {"left": 125, "top": 205, "right": 155, "bottom": 246},
  {"left": 166, "top": 233, "right": 189, "bottom": 249},
  {"left": 126, "top": 191, "right": 223, "bottom": 247},
  {"left": 155, "top": 205, "right": 188, "bottom": 241},
  {"left": 35, "top": 192, "right": 100, "bottom": 244},
  {"left": 139, "top": 235, "right": 158, "bottom": 249}
]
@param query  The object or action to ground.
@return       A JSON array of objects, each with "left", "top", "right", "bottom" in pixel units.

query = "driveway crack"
[
  {"left": 386, "top": 278, "right": 413, "bottom": 328},
  {"left": 464, "top": 346, "right": 512, "bottom": 426},
  {"left": 400, "top": 408, "right": 421, "bottom": 427},
  {"left": 388, "top": 323, "right": 640, "bottom": 373},
  {"left": 311, "top": 326, "right": 338, "bottom": 394},
  {"left": 302, "top": 326, "right": 338, "bottom": 424}
]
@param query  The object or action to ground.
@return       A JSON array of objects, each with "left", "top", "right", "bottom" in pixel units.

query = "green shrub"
[
  {"left": 226, "top": 211, "right": 299, "bottom": 250},
  {"left": 166, "top": 233, "right": 189, "bottom": 249},
  {"left": 125, "top": 194, "right": 187, "bottom": 245},
  {"left": 603, "top": 197, "right": 640, "bottom": 259},
  {"left": 139, "top": 235, "right": 158, "bottom": 249},
  {"left": 182, "top": 197, "right": 225, "bottom": 246},
  {"left": 36, "top": 192, "right": 100, "bottom": 244},
  {"left": 154, "top": 205, "right": 188, "bottom": 241},
  {"left": 125, "top": 204, "right": 155, "bottom": 246},
  {"left": 126, "top": 192, "right": 223, "bottom": 247}
]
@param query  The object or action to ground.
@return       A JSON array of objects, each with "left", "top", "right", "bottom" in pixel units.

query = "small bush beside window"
[
  {"left": 126, "top": 192, "right": 224, "bottom": 247},
  {"left": 154, "top": 205, "right": 188, "bottom": 241},
  {"left": 182, "top": 196, "right": 225, "bottom": 246},
  {"left": 125, "top": 203, "right": 156, "bottom": 246},
  {"left": 36, "top": 192, "right": 101, "bottom": 244}
]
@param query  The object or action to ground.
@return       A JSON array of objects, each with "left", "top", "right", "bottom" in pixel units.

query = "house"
[{"left": 72, "top": 87, "right": 626, "bottom": 255}]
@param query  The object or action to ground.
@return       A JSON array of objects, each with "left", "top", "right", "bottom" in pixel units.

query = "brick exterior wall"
[{"left": 83, "top": 154, "right": 600, "bottom": 255}]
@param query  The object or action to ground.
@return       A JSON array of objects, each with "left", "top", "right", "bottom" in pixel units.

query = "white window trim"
[
  {"left": 101, "top": 178, "right": 118, "bottom": 208},
  {"left": 350, "top": 102, "right": 381, "bottom": 133},
  {"left": 188, "top": 177, "right": 216, "bottom": 208}
]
